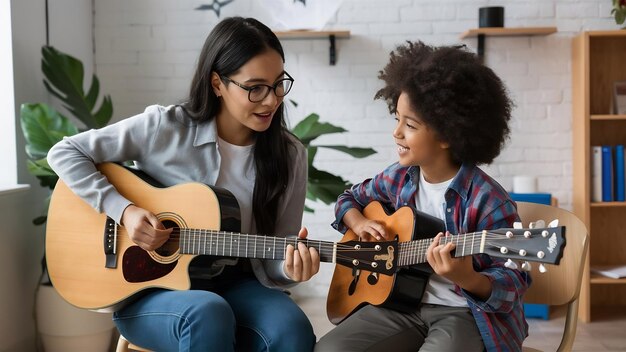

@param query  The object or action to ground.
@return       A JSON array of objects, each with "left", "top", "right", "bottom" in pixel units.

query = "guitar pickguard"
[{"left": 123, "top": 246, "right": 178, "bottom": 283}]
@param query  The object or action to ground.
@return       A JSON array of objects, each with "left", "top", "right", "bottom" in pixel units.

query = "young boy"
[{"left": 315, "top": 42, "right": 530, "bottom": 352}]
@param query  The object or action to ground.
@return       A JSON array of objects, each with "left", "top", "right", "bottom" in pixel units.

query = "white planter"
[{"left": 36, "top": 285, "right": 115, "bottom": 352}]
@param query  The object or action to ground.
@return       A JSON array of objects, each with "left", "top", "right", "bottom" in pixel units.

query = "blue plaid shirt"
[{"left": 332, "top": 162, "right": 531, "bottom": 352}]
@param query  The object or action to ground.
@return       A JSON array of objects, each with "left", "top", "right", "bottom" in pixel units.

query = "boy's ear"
[
  {"left": 210, "top": 72, "right": 222, "bottom": 97},
  {"left": 439, "top": 140, "right": 450, "bottom": 149}
]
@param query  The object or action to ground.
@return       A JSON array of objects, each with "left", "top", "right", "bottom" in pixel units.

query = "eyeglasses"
[{"left": 219, "top": 72, "right": 294, "bottom": 103}]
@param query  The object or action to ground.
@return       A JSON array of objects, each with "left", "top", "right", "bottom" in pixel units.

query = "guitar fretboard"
[
  {"left": 179, "top": 229, "right": 337, "bottom": 263},
  {"left": 398, "top": 232, "right": 485, "bottom": 266}
]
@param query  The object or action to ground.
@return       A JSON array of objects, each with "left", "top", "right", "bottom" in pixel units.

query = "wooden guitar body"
[
  {"left": 46, "top": 163, "right": 240, "bottom": 311},
  {"left": 326, "top": 202, "right": 443, "bottom": 325}
]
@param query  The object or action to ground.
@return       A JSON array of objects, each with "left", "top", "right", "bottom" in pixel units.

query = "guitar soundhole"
[{"left": 155, "top": 219, "right": 180, "bottom": 257}]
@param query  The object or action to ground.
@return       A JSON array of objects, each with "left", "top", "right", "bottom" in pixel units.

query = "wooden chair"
[
  {"left": 516, "top": 202, "right": 589, "bottom": 352},
  {"left": 115, "top": 334, "right": 151, "bottom": 352}
]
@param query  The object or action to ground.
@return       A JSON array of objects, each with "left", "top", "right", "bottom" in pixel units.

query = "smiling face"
[
  {"left": 211, "top": 49, "right": 286, "bottom": 145},
  {"left": 393, "top": 92, "right": 457, "bottom": 181}
]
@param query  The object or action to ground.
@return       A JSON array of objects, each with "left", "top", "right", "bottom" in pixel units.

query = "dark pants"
[{"left": 315, "top": 304, "right": 484, "bottom": 352}]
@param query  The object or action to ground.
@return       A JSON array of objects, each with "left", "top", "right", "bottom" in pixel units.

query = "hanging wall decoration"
[
  {"left": 254, "top": 0, "right": 342, "bottom": 30},
  {"left": 195, "top": 0, "right": 235, "bottom": 18}
]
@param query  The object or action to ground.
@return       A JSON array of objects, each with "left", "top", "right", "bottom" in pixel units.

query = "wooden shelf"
[
  {"left": 591, "top": 114, "right": 626, "bottom": 121},
  {"left": 586, "top": 30, "right": 626, "bottom": 37},
  {"left": 590, "top": 274, "right": 626, "bottom": 284},
  {"left": 590, "top": 201, "right": 626, "bottom": 207},
  {"left": 459, "top": 27, "right": 556, "bottom": 59},
  {"left": 459, "top": 26, "right": 557, "bottom": 39},
  {"left": 273, "top": 30, "right": 350, "bottom": 66},
  {"left": 274, "top": 30, "right": 350, "bottom": 39}
]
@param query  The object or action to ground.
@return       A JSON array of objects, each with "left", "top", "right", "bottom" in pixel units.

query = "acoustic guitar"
[{"left": 46, "top": 163, "right": 565, "bottom": 317}]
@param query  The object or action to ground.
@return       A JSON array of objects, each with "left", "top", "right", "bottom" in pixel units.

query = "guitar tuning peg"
[
  {"left": 521, "top": 261, "right": 532, "bottom": 271},
  {"left": 548, "top": 219, "right": 559, "bottom": 228},
  {"left": 513, "top": 222, "right": 523, "bottom": 229},
  {"left": 539, "top": 264, "right": 547, "bottom": 273},
  {"left": 534, "top": 220, "right": 545, "bottom": 228},
  {"left": 504, "top": 259, "right": 518, "bottom": 270}
]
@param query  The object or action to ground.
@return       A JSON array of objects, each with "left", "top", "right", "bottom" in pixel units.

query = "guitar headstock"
[
  {"left": 335, "top": 240, "right": 398, "bottom": 275},
  {"left": 482, "top": 224, "right": 566, "bottom": 266}
]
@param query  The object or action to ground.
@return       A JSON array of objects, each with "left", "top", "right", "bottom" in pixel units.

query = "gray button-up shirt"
[{"left": 47, "top": 104, "right": 307, "bottom": 288}]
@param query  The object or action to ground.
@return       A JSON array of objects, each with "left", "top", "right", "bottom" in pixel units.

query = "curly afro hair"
[{"left": 375, "top": 41, "right": 513, "bottom": 165}]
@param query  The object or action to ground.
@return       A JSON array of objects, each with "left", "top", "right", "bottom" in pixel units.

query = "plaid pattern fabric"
[{"left": 332, "top": 162, "right": 531, "bottom": 352}]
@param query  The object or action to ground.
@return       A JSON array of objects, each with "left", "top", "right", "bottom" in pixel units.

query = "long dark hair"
[{"left": 187, "top": 17, "right": 295, "bottom": 235}]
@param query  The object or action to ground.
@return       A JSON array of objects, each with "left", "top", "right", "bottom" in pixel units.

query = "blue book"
[
  {"left": 602, "top": 146, "right": 613, "bottom": 202},
  {"left": 615, "top": 145, "right": 625, "bottom": 202}
]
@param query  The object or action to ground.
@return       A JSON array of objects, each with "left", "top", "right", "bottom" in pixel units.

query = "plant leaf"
[
  {"left": 33, "top": 216, "right": 47, "bottom": 225},
  {"left": 27, "top": 158, "right": 56, "bottom": 176},
  {"left": 307, "top": 166, "right": 350, "bottom": 204},
  {"left": 316, "top": 145, "right": 377, "bottom": 158},
  {"left": 307, "top": 146, "right": 318, "bottom": 166},
  {"left": 27, "top": 159, "right": 59, "bottom": 189},
  {"left": 93, "top": 95, "right": 114, "bottom": 128},
  {"left": 616, "top": 10, "right": 626, "bottom": 24},
  {"left": 292, "top": 114, "right": 347, "bottom": 145},
  {"left": 20, "top": 103, "right": 78, "bottom": 159},
  {"left": 41, "top": 46, "right": 113, "bottom": 129}
]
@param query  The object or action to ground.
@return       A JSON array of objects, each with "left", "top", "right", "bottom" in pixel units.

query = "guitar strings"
[
  {"left": 135, "top": 228, "right": 550, "bottom": 254},
  {"left": 119, "top": 227, "right": 548, "bottom": 265},
  {"left": 162, "top": 228, "right": 545, "bottom": 243}
]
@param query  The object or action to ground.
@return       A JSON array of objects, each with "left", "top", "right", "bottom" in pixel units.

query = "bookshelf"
[{"left": 572, "top": 30, "right": 626, "bottom": 322}]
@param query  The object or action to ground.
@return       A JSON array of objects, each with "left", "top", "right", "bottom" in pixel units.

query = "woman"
[{"left": 48, "top": 17, "right": 319, "bottom": 351}]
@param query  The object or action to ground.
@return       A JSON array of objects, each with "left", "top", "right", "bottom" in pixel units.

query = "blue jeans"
[{"left": 113, "top": 275, "right": 315, "bottom": 351}]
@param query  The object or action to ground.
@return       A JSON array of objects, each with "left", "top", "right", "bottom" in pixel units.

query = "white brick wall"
[{"left": 93, "top": 0, "right": 618, "bottom": 297}]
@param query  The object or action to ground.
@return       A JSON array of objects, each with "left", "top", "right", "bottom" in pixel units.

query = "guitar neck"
[
  {"left": 179, "top": 229, "right": 337, "bottom": 263},
  {"left": 398, "top": 231, "right": 486, "bottom": 267}
]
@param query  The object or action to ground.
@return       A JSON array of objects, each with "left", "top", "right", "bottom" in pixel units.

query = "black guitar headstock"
[{"left": 482, "top": 226, "right": 566, "bottom": 265}]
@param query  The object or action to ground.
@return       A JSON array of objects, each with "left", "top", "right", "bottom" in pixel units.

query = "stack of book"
[
  {"left": 591, "top": 265, "right": 626, "bottom": 279},
  {"left": 591, "top": 145, "right": 625, "bottom": 202}
]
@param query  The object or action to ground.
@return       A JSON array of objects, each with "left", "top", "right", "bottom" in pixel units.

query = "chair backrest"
[
  {"left": 516, "top": 202, "right": 588, "bottom": 306},
  {"left": 516, "top": 201, "right": 589, "bottom": 352}
]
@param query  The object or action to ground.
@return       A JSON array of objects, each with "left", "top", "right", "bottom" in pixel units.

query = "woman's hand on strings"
[
  {"left": 284, "top": 227, "right": 321, "bottom": 282},
  {"left": 121, "top": 204, "right": 173, "bottom": 251}
]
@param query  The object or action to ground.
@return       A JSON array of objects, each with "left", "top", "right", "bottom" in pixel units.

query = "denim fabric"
[{"left": 113, "top": 275, "right": 315, "bottom": 352}]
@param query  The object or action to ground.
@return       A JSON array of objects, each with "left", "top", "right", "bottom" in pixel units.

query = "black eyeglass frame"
[{"left": 219, "top": 72, "right": 294, "bottom": 103}]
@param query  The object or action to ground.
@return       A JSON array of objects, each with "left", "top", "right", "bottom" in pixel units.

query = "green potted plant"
[
  {"left": 21, "top": 46, "right": 113, "bottom": 224},
  {"left": 612, "top": 0, "right": 626, "bottom": 28},
  {"left": 289, "top": 104, "right": 376, "bottom": 212},
  {"left": 20, "top": 46, "right": 116, "bottom": 351}
]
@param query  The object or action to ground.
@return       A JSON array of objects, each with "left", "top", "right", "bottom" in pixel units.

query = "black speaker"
[{"left": 479, "top": 6, "right": 504, "bottom": 28}]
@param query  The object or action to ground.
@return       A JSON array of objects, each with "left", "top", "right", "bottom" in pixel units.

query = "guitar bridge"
[{"left": 104, "top": 217, "right": 118, "bottom": 268}]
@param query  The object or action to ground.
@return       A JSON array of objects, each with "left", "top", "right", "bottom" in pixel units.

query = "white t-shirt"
[
  {"left": 215, "top": 137, "right": 256, "bottom": 235},
  {"left": 416, "top": 171, "right": 469, "bottom": 307}
]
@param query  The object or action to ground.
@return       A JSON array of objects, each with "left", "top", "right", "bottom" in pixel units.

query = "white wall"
[
  {"left": 91, "top": 0, "right": 618, "bottom": 298},
  {"left": 1, "top": 0, "right": 93, "bottom": 350}
]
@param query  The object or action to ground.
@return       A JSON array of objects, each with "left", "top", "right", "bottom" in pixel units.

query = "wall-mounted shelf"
[
  {"left": 459, "top": 27, "right": 557, "bottom": 58},
  {"left": 273, "top": 30, "right": 351, "bottom": 65},
  {"left": 590, "top": 114, "right": 626, "bottom": 121}
]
